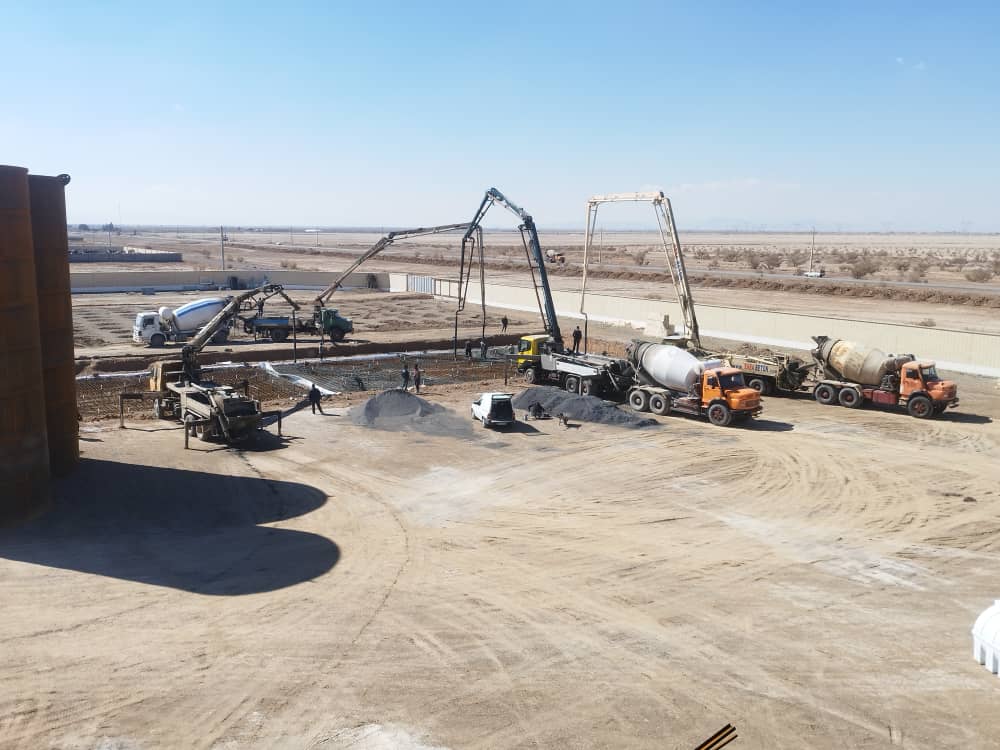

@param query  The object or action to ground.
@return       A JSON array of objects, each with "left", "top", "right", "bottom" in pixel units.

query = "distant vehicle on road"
[
  {"left": 471, "top": 392, "right": 517, "bottom": 429},
  {"left": 803, "top": 269, "right": 826, "bottom": 278}
]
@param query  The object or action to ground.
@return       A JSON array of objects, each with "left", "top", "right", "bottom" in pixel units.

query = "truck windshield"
[
  {"left": 921, "top": 366, "right": 940, "bottom": 382},
  {"left": 518, "top": 339, "right": 533, "bottom": 353},
  {"left": 717, "top": 373, "right": 746, "bottom": 390}
]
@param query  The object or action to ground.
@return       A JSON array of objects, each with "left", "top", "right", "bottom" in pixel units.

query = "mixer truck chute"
[
  {"left": 810, "top": 336, "right": 959, "bottom": 418},
  {"left": 626, "top": 342, "right": 762, "bottom": 426}
]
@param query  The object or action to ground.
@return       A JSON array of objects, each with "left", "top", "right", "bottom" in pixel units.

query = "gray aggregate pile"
[
  {"left": 512, "top": 386, "right": 656, "bottom": 428},
  {"left": 352, "top": 390, "right": 473, "bottom": 437}
]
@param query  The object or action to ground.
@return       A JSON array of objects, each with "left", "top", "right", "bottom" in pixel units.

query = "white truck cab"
[
  {"left": 133, "top": 312, "right": 167, "bottom": 347},
  {"left": 471, "top": 392, "right": 517, "bottom": 428}
]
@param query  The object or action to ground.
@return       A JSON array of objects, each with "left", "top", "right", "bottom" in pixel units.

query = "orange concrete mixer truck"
[
  {"left": 626, "top": 342, "right": 762, "bottom": 427},
  {"left": 810, "top": 335, "right": 959, "bottom": 418}
]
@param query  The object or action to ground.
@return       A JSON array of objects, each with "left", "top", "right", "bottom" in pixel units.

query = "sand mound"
[
  {"left": 352, "top": 390, "right": 471, "bottom": 436},
  {"left": 512, "top": 386, "right": 656, "bottom": 428}
]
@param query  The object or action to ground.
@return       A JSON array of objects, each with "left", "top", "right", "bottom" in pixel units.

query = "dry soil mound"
[
  {"left": 352, "top": 390, "right": 472, "bottom": 437},
  {"left": 512, "top": 386, "right": 656, "bottom": 428}
]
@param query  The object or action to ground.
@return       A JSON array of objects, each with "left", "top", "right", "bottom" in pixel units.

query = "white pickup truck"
[{"left": 471, "top": 392, "right": 517, "bottom": 429}]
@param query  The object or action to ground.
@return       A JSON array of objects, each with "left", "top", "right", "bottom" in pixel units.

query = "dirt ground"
[{"left": 2, "top": 372, "right": 999, "bottom": 749}]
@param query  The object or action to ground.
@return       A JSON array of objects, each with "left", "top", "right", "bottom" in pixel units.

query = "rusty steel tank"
[
  {"left": 29, "top": 173, "right": 78, "bottom": 475},
  {"left": 812, "top": 335, "right": 912, "bottom": 387},
  {"left": 0, "top": 165, "right": 50, "bottom": 521}
]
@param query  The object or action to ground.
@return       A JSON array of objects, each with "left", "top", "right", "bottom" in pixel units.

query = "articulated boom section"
[
  {"left": 582, "top": 191, "right": 699, "bottom": 348},
  {"left": 315, "top": 223, "right": 470, "bottom": 308},
  {"left": 457, "top": 188, "right": 563, "bottom": 348}
]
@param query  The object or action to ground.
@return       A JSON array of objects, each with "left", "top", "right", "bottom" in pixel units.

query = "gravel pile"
[
  {"left": 352, "top": 390, "right": 472, "bottom": 437},
  {"left": 512, "top": 386, "right": 656, "bottom": 428}
]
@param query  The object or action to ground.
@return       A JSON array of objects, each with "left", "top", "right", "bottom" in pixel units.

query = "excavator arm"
[
  {"left": 313, "top": 223, "right": 470, "bottom": 309},
  {"left": 460, "top": 188, "right": 563, "bottom": 348}
]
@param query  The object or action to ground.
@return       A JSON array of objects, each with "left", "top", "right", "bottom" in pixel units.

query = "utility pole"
[
  {"left": 220, "top": 225, "right": 226, "bottom": 270},
  {"left": 809, "top": 226, "right": 816, "bottom": 272}
]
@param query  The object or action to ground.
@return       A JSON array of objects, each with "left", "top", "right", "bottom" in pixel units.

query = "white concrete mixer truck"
[
  {"left": 626, "top": 342, "right": 762, "bottom": 426},
  {"left": 133, "top": 297, "right": 233, "bottom": 347},
  {"left": 810, "top": 335, "right": 959, "bottom": 418}
]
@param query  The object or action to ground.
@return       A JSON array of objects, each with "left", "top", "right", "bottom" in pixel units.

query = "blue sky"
[{"left": 2, "top": 1, "right": 997, "bottom": 230}]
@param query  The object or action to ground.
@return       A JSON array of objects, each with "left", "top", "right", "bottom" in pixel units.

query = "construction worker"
[
  {"left": 413, "top": 363, "right": 423, "bottom": 394},
  {"left": 309, "top": 384, "right": 325, "bottom": 415},
  {"left": 464, "top": 339, "right": 473, "bottom": 359},
  {"left": 401, "top": 363, "right": 410, "bottom": 391},
  {"left": 500, "top": 315, "right": 509, "bottom": 333},
  {"left": 572, "top": 325, "right": 582, "bottom": 353},
  {"left": 480, "top": 338, "right": 487, "bottom": 360}
]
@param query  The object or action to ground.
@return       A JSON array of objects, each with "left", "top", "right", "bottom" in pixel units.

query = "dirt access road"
[{"left": 2, "top": 377, "right": 999, "bottom": 748}]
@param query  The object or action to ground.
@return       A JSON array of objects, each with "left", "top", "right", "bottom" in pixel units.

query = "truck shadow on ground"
[
  {"left": 0, "top": 459, "right": 339, "bottom": 596},
  {"left": 937, "top": 411, "right": 993, "bottom": 425},
  {"left": 743, "top": 418, "right": 795, "bottom": 432}
]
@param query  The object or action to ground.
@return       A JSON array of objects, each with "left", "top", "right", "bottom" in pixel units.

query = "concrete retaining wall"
[
  {"left": 433, "top": 277, "right": 1000, "bottom": 377},
  {"left": 70, "top": 270, "right": 389, "bottom": 294}
]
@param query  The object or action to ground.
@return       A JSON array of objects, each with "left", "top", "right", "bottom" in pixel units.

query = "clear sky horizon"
[{"left": 3, "top": 1, "right": 998, "bottom": 231}]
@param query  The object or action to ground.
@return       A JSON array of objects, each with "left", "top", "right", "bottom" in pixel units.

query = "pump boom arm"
[
  {"left": 313, "top": 223, "right": 470, "bottom": 308},
  {"left": 461, "top": 188, "right": 563, "bottom": 347}
]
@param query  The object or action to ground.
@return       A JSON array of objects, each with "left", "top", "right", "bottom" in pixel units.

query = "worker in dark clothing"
[
  {"left": 464, "top": 339, "right": 473, "bottom": 359},
  {"left": 572, "top": 325, "right": 582, "bottom": 353},
  {"left": 500, "top": 315, "right": 509, "bottom": 333},
  {"left": 413, "top": 364, "right": 423, "bottom": 393},
  {"left": 309, "top": 384, "right": 325, "bottom": 415},
  {"left": 480, "top": 338, "right": 488, "bottom": 360},
  {"left": 401, "top": 364, "right": 410, "bottom": 391}
]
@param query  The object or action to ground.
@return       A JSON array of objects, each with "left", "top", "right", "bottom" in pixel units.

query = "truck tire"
[
  {"left": 150, "top": 333, "right": 165, "bottom": 348},
  {"left": 580, "top": 379, "right": 599, "bottom": 397},
  {"left": 649, "top": 393, "right": 670, "bottom": 416},
  {"left": 523, "top": 367, "right": 538, "bottom": 385},
  {"left": 907, "top": 394, "right": 933, "bottom": 419},
  {"left": 197, "top": 422, "right": 214, "bottom": 442},
  {"left": 564, "top": 376, "right": 579, "bottom": 394},
  {"left": 270, "top": 328, "right": 289, "bottom": 343},
  {"left": 329, "top": 329, "right": 345, "bottom": 343},
  {"left": 814, "top": 383, "right": 837, "bottom": 405},
  {"left": 707, "top": 402, "right": 732, "bottom": 427},
  {"left": 629, "top": 389, "right": 649, "bottom": 412},
  {"left": 838, "top": 387, "right": 862, "bottom": 409},
  {"left": 747, "top": 377, "right": 769, "bottom": 395}
]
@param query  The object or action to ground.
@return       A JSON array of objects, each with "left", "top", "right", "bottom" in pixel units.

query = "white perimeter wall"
[
  {"left": 70, "top": 270, "right": 390, "bottom": 294},
  {"left": 433, "top": 277, "right": 1000, "bottom": 377}
]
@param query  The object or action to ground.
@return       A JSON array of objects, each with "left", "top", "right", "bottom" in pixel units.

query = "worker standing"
[
  {"left": 309, "top": 384, "right": 325, "bottom": 415},
  {"left": 572, "top": 325, "right": 582, "bottom": 353},
  {"left": 401, "top": 363, "right": 410, "bottom": 391},
  {"left": 480, "top": 338, "right": 487, "bottom": 361},
  {"left": 500, "top": 315, "right": 508, "bottom": 333},
  {"left": 464, "top": 339, "right": 473, "bottom": 359},
  {"left": 413, "top": 364, "right": 422, "bottom": 394}
]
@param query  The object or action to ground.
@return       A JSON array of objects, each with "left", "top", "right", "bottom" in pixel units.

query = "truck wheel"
[
  {"left": 564, "top": 376, "right": 579, "bottom": 394},
  {"left": 629, "top": 390, "right": 649, "bottom": 412},
  {"left": 707, "top": 402, "right": 732, "bottom": 427},
  {"left": 197, "top": 423, "right": 214, "bottom": 442},
  {"left": 271, "top": 328, "right": 289, "bottom": 343},
  {"left": 329, "top": 329, "right": 345, "bottom": 343},
  {"left": 907, "top": 394, "right": 933, "bottom": 419},
  {"left": 580, "top": 379, "right": 598, "bottom": 397},
  {"left": 150, "top": 333, "right": 165, "bottom": 348},
  {"left": 838, "top": 387, "right": 862, "bottom": 408},
  {"left": 814, "top": 383, "right": 837, "bottom": 405},
  {"left": 747, "top": 377, "right": 769, "bottom": 395},
  {"left": 649, "top": 393, "right": 671, "bottom": 416},
  {"left": 523, "top": 367, "right": 538, "bottom": 385}
]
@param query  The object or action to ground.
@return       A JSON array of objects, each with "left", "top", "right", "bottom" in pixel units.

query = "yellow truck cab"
[
  {"left": 898, "top": 361, "right": 959, "bottom": 417},
  {"left": 700, "top": 367, "right": 762, "bottom": 424}
]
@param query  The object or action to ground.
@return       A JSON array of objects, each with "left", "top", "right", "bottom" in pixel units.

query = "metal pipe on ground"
[
  {"left": 0, "top": 165, "right": 50, "bottom": 522},
  {"left": 29, "top": 173, "right": 78, "bottom": 475}
]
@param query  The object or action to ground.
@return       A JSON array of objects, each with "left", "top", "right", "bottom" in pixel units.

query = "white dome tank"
[{"left": 972, "top": 599, "right": 1000, "bottom": 676}]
